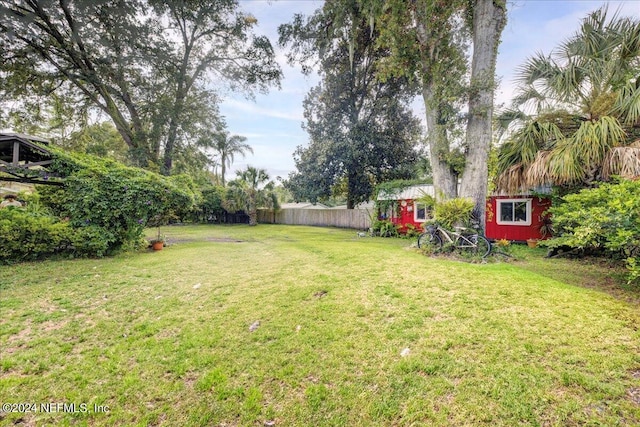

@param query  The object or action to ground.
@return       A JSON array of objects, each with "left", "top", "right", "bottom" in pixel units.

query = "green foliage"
[
  {"left": 279, "top": 1, "right": 421, "bottom": 208},
  {"left": 212, "top": 132, "right": 253, "bottom": 186},
  {"left": 37, "top": 149, "right": 197, "bottom": 254},
  {"left": 64, "top": 122, "right": 129, "bottom": 162},
  {"left": 0, "top": 207, "right": 114, "bottom": 261},
  {"left": 225, "top": 166, "right": 276, "bottom": 226},
  {"left": 403, "top": 223, "right": 420, "bottom": 238},
  {"left": 372, "top": 219, "right": 400, "bottom": 238},
  {"left": 433, "top": 198, "right": 475, "bottom": 229},
  {"left": 199, "top": 185, "right": 227, "bottom": 222},
  {"left": 1, "top": 0, "right": 280, "bottom": 173},
  {"left": 0, "top": 209, "right": 72, "bottom": 261},
  {"left": 495, "top": 7, "right": 640, "bottom": 192},
  {"left": 544, "top": 179, "right": 640, "bottom": 285}
]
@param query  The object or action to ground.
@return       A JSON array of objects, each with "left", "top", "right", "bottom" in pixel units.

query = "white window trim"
[
  {"left": 414, "top": 201, "right": 428, "bottom": 223},
  {"left": 496, "top": 198, "right": 532, "bottom": 226}
]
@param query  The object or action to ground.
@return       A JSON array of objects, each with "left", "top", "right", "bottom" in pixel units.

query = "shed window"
[
  {"left": 496, "top": 199, "right": 532, "bottom": 226},
  {"left": 414, "top": 202, "right": 429, "bottom": 222}
]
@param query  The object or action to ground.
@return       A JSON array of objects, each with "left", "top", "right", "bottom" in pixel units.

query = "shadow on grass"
[{"left": 510, "top": 246, "right": 640, "bottom": 306}]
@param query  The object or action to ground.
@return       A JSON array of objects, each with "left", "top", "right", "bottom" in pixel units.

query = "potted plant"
[
  {"left": 150, "top": 226, "right": 165, "bottom": 251},
  {"left": 526, "top": 238, "right": 538, "bottom": 248}
]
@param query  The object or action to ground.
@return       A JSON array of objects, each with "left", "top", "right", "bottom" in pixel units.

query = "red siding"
[
  {"left": 382, "top": 195, "right": 552, "bottom": 240},
  {"left": 485, "top": 196, "right": 552, "bottom": 242},
  {"left": 386, "top": 199, "right": 425, "bottom": 233}
]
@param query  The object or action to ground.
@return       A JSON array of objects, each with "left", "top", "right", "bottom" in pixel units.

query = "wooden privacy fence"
[{"left": 257, "top": 208, "right": 372, "bottom": 230}]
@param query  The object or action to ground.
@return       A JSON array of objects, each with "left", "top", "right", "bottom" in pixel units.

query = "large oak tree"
[
  {"left": 279, "top": 0, "right": 422, "bottom": 209},
  {"left": 362, "top": 0, "right": 506, "bottom": 228},
  {"left": 0, "top": 0, "right": 281, "bottom": 173}
]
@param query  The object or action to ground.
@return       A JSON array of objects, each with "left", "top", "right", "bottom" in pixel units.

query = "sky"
[{"left": 219, "top": 0, "right": 640, "bottom": 181}]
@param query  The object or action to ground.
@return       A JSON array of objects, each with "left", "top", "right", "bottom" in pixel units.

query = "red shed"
[
  {"left": 377, "top": 184, "right": 435, "bottom": 233},
  {"left": 485, "top": 194, "right": 552, "bottom": 242}
]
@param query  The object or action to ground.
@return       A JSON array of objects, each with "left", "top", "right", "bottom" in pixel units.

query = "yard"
[{"left": 1, "top": 224, "right": 638, "bottom": 426}]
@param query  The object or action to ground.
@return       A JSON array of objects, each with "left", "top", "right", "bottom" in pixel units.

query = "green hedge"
[
  {"left": 545, "top": 179, "right": 640, "bottom": 285},
  {"left": 2, "top": 149, "right": 197, "bottom": 262}
]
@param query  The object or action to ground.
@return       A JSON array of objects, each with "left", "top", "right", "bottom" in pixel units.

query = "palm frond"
[
  {"left": 511, "top": 86, "right": 548, "bottom": 112},
  {"left": 494, "top": 163, "right": 526, "bottom": 195},
  {"left": 494, "top": 108, "right": 529, "bottom": 140},
  {"left": 524, "top": 150, "right": 553, "bottom": 188},
  {"left": 614, "top": 79, "right": 640, "bottom": 126},
  {"left": 569, "top": 116, "right": 625, "bottom": 167},
  {"left": 602, "top": 146, "right": 640, "bottom": 179},
  {"left": 548, "top": 139, "right": 587, "bottom": 185}
]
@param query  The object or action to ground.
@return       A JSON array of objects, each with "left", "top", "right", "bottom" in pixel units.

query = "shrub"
[
  {"left": 404, "top": 223, "right": 420, "bottom": 238},
  {"left": 38, "top": 149, "right": 197, "bottom": 253},
  {"left": 434, "top": 198, "right": 475, "bottom": 229},
  {"left": 0, "top": 209, "right": 72, "bottom": 261},
  {"left": 545, "top": 179, "right": 640, "bottom": 285},
  {"left": 372, "top": 219, "right": 400, "bottom": 237},
  {"left": 199, "top": 185, "right": 227, "bottom": 222}
]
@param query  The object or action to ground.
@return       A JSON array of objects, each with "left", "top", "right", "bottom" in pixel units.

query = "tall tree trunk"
[
  {"left": 423, "top": 86, "right": 458, "bottom": 200},
  {"left": 346, "top": 169, "right": 360, "bottom": 210},
  {"left": 460, "top": 0, "right": 506, "bottom": 230},
  {"left": 248, "top": 191, "right": 257, "bottom": 226},
  {"left": 221, "top": 157, "right": 227, "bottom": 187}
]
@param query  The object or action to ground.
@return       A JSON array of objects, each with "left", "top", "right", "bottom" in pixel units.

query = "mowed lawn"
[{"left": 1, "top": 225, "right": 638, "bottom": 426}]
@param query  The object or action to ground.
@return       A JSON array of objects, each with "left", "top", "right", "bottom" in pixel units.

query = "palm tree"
[
  {"left": 495, "top": 7, "right": 640, "bottom": 194},
  {"left": 213, "top": 132, "right": 253, "bottom": 186},
  {"left": 226, "top": 166, "right": 277, "bottom": 226}
]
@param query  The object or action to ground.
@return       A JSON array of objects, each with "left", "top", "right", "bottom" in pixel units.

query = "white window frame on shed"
[
  {"left": 496, "top": 198, "right": 532, "bottom": 226},
  {"left": 413, "top": 201, "right": 429, "bottom": 223}
]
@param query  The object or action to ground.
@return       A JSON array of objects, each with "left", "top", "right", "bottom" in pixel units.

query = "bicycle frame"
[{"left": 419, "top": 224, "right": 492, "bottom": 257}]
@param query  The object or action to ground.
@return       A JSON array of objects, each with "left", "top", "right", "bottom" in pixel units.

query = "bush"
[
  {"left": 199, "top": 185, "right": 227, "bottom": 222},
  {"left": 404, "top": 223, "right": 420, "bottom": 238},
  {"left": 372, "top": 219, "right": 400, "bottom": 237},
  {"left": 2, "top": 148, "right": 200, "bottom": 262},
  {"left": 38, "top": 149, "right": 197, "bottom": 253},
  {"left": 0, "top": 208, "right": 122, "bottom": 262},
  {"left": 0, "top": 209, "right": 72, "bottom": 261},
  {"left": 434, "top": 198, "right": 475, "bottom": 229},
  {"left": 545, "top": 179, "right": 640, "bottom": 285}
]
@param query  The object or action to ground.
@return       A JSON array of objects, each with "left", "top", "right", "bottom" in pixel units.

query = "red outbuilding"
[
  {"left": 377, "top": 184, "right": 435, "bottom": 234},
  {"left": 485, "top": 194, "right": 552, "bottom": 242},
  {"left": 377, "top": 184, "right": 552, "bottom": 242}
]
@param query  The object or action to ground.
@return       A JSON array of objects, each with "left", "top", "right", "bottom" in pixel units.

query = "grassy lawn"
[{"left": 1, "top": 224, "right": 639, "bottom": 426}]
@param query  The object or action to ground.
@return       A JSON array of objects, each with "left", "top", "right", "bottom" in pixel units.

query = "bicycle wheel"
[
  {"left": 471, "top": 234, "right": 492, "bottom": 258},
  {"left": 418, "top": 232, "right": 442, "bottom": 250}
]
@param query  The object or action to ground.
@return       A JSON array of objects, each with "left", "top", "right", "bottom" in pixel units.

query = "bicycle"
[{"left": 417, "top": 223, "right": 492, "bottom": 258}]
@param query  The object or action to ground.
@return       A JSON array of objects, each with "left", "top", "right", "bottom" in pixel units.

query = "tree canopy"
[
  {"left": 359, "top": 0, "right": 506, "bottom": 227},
  {"left": 0, "top": 0, "right": 281, "bottom": 173},
  {"left": 279, "top": 0, "right": 422, "bottom": 209},
  {"left": 225, "top": 166, "right": 276, "bottom": 226},
  {"left": 495, "top": 6, "right": 640, "bottom": 194},
  {"left": 212, "top": 131, "right": 253, "bottom": 186}
]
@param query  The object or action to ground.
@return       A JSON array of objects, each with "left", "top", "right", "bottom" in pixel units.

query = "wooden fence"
[{"left": 257, "top": 208, "right": 372, "bottom": 230}]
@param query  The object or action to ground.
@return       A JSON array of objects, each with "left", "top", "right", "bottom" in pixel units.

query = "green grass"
[{"left": 1, "top": 224, "right": 639, "bottom": 426}]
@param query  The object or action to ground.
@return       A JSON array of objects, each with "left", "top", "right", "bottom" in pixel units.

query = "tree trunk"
[
  {"left": 248, "top": 191, "right": 257, "bottom": 226},
  {"left": 460, "top": 0, "right": 506, "bottom": 231},
  {"left": 221, "top": 158, "right": 227, "bottom": 187},
  {"left": 423, "top": 86, "right": 458, "bottom": 200}
]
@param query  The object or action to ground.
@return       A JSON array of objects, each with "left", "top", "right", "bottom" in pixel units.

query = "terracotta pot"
[
  {"left": 152, "top": 241, "right": 164, "bottom": 251},
  {"left": 526, "top": 239, "right": 538, "bottom": 248}
]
